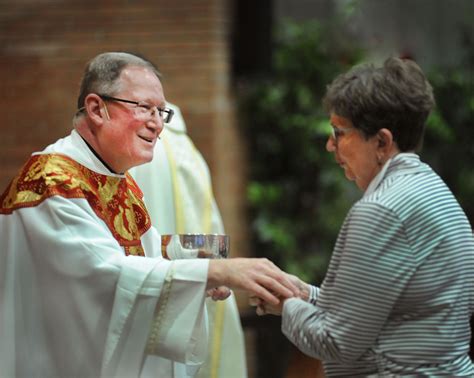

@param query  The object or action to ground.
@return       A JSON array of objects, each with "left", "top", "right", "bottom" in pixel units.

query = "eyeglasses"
[
  {"left": 99, "top": 95, "right": 174, "bottom": 124},
  {"left": 330, "top": 126, "right": 355, "bottom": 144}
]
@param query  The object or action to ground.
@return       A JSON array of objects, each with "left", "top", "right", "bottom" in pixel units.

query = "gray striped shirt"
[{"left": 282, "top": 153, "right": 474, "bottom": 377}]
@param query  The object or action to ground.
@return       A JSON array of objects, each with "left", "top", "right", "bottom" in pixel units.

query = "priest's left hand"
[{"left": 207, "top": 286, "right": 232, "bottom": 301}]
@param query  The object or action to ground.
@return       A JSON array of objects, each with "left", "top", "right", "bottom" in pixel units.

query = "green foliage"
[
  {"left": 239, "top": 20, "right": 363, "bottom": 284},
  {"left": 239, "top": 20, "right": 473, "bottom": 285},
  {"left": 424, "top": 35, "right": 474, "bottom": 223}
]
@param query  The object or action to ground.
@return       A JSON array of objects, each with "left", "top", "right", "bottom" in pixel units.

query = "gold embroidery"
[
  {"left": 0, "top": 154, "right": 151, "bottom": 256},
  {"left": 125, "top": 245, "right": 146, "bottom": 256},
  {"left": 146, "top": 263, "right": 175, "bottom": 355}
]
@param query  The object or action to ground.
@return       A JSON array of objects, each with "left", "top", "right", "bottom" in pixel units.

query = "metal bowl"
[{"left": 161, "top": 234, "right": 229, "bottom": 260}]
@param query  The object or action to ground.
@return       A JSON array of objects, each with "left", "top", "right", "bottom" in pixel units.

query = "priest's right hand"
[{"left": 207, "top": 258, "right": 300, "bottom": 305}]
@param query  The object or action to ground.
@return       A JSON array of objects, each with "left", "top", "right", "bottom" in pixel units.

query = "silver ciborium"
[{"left": 161, "top": 234, "right": 229, "bottom": 260}]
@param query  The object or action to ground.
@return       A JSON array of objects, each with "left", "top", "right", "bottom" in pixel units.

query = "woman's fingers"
[{"left": 256, "top": 304, "right": 266, "bottom": 316}]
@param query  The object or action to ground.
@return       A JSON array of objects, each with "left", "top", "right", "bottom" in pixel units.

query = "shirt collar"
[
  {"left": 36, "top": 129, "right": 125, "bottom": 177},
  {"left": 364, "top": 152, "right": 421, "bottom": 197},
  {"left": 79, "top": 135, "right": 120, "bottom": 174}
]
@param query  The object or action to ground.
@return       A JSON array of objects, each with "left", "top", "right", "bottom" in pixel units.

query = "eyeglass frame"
[
  {"left": 98, "top": 94, "right": 174, "bottom": 124},
  {"left": 330, "top": 125, "right": 356, "bottom": 144}
]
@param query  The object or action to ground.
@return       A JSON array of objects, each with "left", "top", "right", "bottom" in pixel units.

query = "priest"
[{"left": 0, "top": 52, "right": 298, "bottom": 377}]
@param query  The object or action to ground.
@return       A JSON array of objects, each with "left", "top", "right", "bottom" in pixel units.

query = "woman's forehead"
[{"left": 330, "top": 113, "right": 353, "bottom": 128}]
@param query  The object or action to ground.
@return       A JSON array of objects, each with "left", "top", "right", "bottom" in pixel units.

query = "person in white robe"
[
  {"left": 0, "top": 51, "right": 299, "bottom": 378},
  {"left": 130, "top": 103, "right": 248, "bottom": 378}
]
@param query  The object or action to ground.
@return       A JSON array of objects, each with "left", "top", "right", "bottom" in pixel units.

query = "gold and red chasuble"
[{"left": 0, "top": 154, "right": 151, "bottom": 256}]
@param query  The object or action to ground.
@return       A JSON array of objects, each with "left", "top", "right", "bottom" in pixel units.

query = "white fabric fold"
[{"left": 0, "top": 130, "right": 211, "bottom": 377}]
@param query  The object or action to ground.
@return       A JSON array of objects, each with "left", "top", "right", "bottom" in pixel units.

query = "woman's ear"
[
  {"left": 84, "top": 94, "right": 108, "bottom": 125},
  {"left": 377, "top": 128, "right": 394, "bottom": 151},
  {"left": 376, "top": 128, "right": 399, "bottom": 165}
]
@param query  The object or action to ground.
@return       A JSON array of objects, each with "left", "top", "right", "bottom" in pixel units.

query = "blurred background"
[{"left": 1, "top": 0, "right": 472, "bottom": 376}]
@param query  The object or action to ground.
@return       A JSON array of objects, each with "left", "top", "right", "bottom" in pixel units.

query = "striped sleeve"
[
  {"left": 282, "top": 201, "right": 417, "bottom": 364},
  {"left": 308, "top": 285, "right": 319, "bottom": 305}
]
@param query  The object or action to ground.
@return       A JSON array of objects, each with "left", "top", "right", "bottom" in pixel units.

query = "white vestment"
[
  {"left": 0, "top": 129, "right": 210, "bottom": 377},
  {"left": 130, "top": 103, "right": 248, "bottom": 378}
]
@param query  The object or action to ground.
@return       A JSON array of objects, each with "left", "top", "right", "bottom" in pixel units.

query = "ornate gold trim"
[{"left": 0, "top": 154, "right": 151, "bottom": 256}]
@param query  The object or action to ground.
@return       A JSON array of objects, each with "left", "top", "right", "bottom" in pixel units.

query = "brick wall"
[{"left": 0, "top": 0, "right": 249, "bottom": 259}]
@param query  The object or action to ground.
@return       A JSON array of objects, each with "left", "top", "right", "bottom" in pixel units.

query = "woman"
[{"left": 254, "top": 57, "right": 474, "bottom": 376}]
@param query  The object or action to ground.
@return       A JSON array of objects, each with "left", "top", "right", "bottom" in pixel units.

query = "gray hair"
[
  {"left": 323, "top": 57, "right": 435, "bottom": 151},
  {"left": 76, "top": 52, "right": 160, "bottom": 110}
]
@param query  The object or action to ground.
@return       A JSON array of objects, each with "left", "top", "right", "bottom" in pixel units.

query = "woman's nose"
[{"left": 326, "top": 135, "right": 336, "bottom": 152}]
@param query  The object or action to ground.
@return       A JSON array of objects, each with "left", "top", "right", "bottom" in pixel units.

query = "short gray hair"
[
  {"left": 323, "top": 57, "right": 435, "bottom": 151},
  {"left": 76, "top": 52, "right": 160, "bottom": 109}
]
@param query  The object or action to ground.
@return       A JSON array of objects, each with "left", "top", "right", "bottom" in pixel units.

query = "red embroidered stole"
[{"left": 0, "top": 154, "right": 151, "bottom": 256}]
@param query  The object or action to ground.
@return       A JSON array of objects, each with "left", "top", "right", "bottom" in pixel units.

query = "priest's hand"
[{"left": 207, "top": 258, "right": 300, "bottom": 305}]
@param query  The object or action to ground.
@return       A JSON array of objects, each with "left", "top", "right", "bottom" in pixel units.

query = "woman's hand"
[
  {"left": 249, "top": 272, "right": 312, "bottom": 316},
  {"left": 249, "top": 295, "right": 285, "bottom": 316}
]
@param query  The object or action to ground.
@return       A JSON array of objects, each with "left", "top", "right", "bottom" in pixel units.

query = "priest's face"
[{"left": 98, "top": 65, "right": 166, "bottom": 173}]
